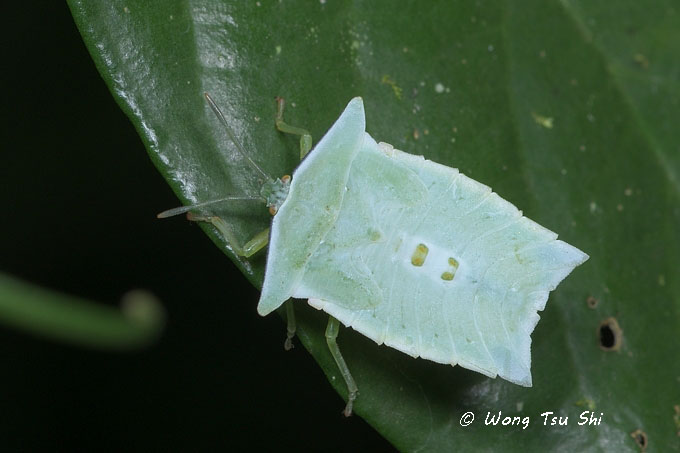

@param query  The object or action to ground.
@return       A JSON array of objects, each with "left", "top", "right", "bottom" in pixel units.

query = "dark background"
[{"left": 1, "top": 3, "right": 390, "bottom": 451}]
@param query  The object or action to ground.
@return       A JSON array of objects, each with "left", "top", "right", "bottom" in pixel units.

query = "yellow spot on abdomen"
[
  {"left": 411, "top": 243, "right": 429, "bottom": 266},
  {"left": 441, "top": 257, "right": 460, "bottom": 281}
]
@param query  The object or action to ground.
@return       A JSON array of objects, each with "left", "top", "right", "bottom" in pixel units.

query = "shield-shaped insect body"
[
  {"left": 258, "top": 97, "right": 588, "bottom": 387},
  {"left": 162, "top": 95, "right": 589, "bottom": 415}
]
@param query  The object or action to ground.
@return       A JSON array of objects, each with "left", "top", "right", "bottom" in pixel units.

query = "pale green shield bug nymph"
[{"left": 160, "top": 94, "right": 588, "bottom": 417}]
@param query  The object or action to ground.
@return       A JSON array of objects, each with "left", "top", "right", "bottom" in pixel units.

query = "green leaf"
[{"left": 69, "top": 1, "right": 680, "bottom": 450}]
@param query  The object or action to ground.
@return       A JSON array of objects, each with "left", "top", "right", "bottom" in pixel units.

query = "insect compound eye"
[{"left": 261, "top": 177, "right": 291, "bottom": 215}]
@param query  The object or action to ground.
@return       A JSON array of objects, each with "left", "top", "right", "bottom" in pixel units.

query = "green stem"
[{"left": 0, "top": 272, "right": 164, "bottom": 349}]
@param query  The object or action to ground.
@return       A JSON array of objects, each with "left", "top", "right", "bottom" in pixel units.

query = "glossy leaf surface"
[{"left": 69, "top": 1, "right": 680, "bottom": 450}]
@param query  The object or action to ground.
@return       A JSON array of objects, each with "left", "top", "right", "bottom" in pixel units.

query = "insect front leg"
[
  {"left": 186, "top": 213, "right": 269, "bottom": 258},
  {"left": 187, "top": 212, "right": 299, "bottom": 349},
  {"left": 186, "top": 212, "right": 299, "bottom": 350},
  {"left": 325, "top": 316, "right": 358, "bottom": 417},
  {"left": 275, "top": 97, "right": 313, "bottom": 160}
]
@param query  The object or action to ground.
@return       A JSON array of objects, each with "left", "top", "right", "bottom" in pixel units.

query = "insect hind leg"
[{"left": 325, "top": 316, "right": 358, "bottom": 417}]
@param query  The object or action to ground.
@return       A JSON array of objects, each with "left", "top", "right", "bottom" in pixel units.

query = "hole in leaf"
[
  {"left": 598, "top": 317, "right": 622, "bottom": 351},
  {"left": 599, "top": 326, "right": 615, "bottom": 348},
  {"left": 630, "top": 429, "right": 647, "bottom": 451},
  {"left": 586, "top": 295, "right": 598, "bottom": 309}
]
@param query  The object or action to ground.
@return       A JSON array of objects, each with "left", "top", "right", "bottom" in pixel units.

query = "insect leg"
[
  {"left": 275, "top": 97, "right": 313, "bottom": 160},
  {"left": 284, "top": 300, "right": 296, "bottom": 350},
  {"left": 325, "top": 316, "right": 358, "bottom": 417},
  {"left": 186, "top": 213, "right": 269, "bottom": 258},
  {"left": 241, "top": 228, "right": 270, "bottom": 257}
]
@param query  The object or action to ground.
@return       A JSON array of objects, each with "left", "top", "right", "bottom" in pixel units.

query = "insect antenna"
[
  {"left": 204, "top": 92, "right": 273, "bottom": 182},
  {"left": 157, "top": 196, "right": 262, "bottom": 219}
]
